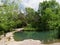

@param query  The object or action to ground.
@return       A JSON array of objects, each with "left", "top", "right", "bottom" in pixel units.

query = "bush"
[{"left": 0, "top": 4, "right": 23, "bottom": 34}]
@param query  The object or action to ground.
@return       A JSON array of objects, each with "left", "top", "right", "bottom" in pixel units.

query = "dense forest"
[{"left": 0, "top": 0, "right": 60, "bottom": 39}]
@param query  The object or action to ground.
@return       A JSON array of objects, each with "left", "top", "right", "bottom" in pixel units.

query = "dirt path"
[{"left": 0, "top": 28, "right": 60, "bottom": 45}]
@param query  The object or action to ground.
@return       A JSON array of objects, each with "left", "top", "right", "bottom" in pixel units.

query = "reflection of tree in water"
[{"left": 13, "top": 31, "right": 58, "bottom": 43}]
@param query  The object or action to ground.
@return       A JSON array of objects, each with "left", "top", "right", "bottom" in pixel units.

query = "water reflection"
[{"left": 13, "top": 30, "right": 59, "bottom": 43}]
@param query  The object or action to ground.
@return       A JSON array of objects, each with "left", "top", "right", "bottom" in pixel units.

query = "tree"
[
  {"left": 25, "top": 8, "right": 36, "bottom": 23},
  {"left": 38, "top": 0, "right": 60, "bottom": 31},
  {"left": 25, "top": 7, "right": 40, "bottom": 31},
  {"left": 0, "top": 0, "right": 22, "bottom": 34}
]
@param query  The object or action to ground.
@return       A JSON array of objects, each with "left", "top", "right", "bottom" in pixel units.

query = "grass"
[
  {"left": 24, "top": 27, "right": 36, "bottom": 31},
  {"left": 23, "top": 24, "right": 37, "bottom": 31}
]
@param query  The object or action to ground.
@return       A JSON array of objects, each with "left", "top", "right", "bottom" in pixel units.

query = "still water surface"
[{"left": 13, "top": 30, "right": 60, "bottom": 44}]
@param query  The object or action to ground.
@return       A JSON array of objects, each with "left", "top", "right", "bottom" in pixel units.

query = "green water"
[{"left": 13, "top": 30, "right": 58, "bottom": 43}]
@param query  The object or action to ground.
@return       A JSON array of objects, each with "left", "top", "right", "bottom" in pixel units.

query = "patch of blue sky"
[{"left": 0, "top": 0, "right": 60, "bottom": 11}]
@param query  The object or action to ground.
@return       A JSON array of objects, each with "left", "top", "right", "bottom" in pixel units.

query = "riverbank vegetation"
[{"left": 0, "top": 0, "right": 60, "bottom": 40}]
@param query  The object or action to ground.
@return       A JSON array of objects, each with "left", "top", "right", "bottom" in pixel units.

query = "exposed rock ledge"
[{"left": 0, "top": 28, "right": 60, "bottom": 45}]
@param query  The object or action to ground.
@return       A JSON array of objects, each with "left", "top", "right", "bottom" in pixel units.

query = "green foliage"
[
  {"left": 24, "top": 0, "right": 60, "bottom": 39},
  {"left": 24, "top": 24, "right": 36, "bottom": 31},
  {"left": 0, "top": 0, "right": 60, "bottom": 39},
  {"left": 26, "top": 8, "right": 37, "bottom": 23},
  {"left": 25, "top": 0, "right": 60, "bottom": 38},
  {"left": 37, "top": 0, "right": 60, "bottom": 31},
  {"left": 25, "top": 8, "right": 40, "bottom": 31},
  {"left": 0, "top": 3, "right": 22, "bottom": 34}
]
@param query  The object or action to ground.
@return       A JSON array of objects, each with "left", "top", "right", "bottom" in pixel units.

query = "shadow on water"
[{"left": 13, "top": 30, "right": 59, "bottom": 44}]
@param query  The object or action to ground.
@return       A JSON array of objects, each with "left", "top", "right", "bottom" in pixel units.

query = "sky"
[
  {"left": 21, "top": 0, "right": 43, "bottom": 11},
  {"left": 20, "top": 0, "right": 60, "bottom": 11},
  {"left": 20, "top": 0, "right": 48, "bottom": 11},
  {"left": 0, "top": 0, "right": 60, "bottom": 11}
]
